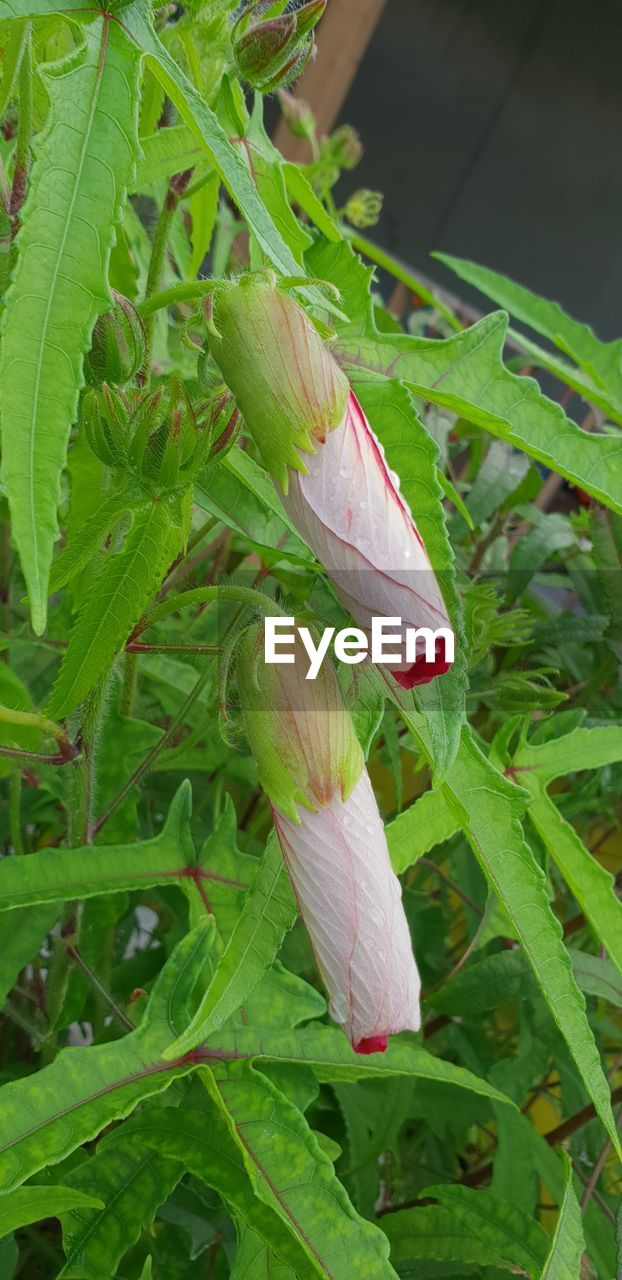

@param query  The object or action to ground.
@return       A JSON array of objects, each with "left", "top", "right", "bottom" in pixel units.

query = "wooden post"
[{"left": 273, "top": 0, "right": 388, "bottom": 162}]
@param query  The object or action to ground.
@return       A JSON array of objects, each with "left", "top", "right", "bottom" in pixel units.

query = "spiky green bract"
[
  {"left": 208, "top": 276, "right": 349, "bottom": 489},
  {"left": 237, "top": 621, "right": 363, "bottom": 822}
]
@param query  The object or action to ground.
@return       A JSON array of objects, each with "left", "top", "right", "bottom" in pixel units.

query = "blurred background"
[{"left": 272, "top": 0, "right": 622, "bottom": 338}]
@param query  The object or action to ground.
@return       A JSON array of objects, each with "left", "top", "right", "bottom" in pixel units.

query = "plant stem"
[
  {"left": 120, "top": 651, "right": 138, "bottom": 716},
  {"left": 66, "top": 945, "right": 133, "bottom": 1032},
  {"left": 141, "top": 170, "right": 193, "bottom": 382},
  {"left": 10, "top": 24, "right": 32, "bottom": 220},
  {"left": 90, "top": 663, "right": 213, "bottom": 839},
  {"left": 348, "top": 230, "right": 462, "bottom": 331},
  {"left": 9, "top": 770, "right": 24, "bottom": 854},
  {"left": 139, "top": 279, "right": 214, "bottom": 319}
]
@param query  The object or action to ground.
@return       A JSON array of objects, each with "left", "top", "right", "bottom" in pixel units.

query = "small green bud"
[
  {"left": 207, "top": 274, "right": 349, "bottom": 489},
  {"left": 329, "top": 124, "right": 363, "bottom": 171},
  {"left": 344, "top": 188, "right": 383, "bottom": 229},
  {"left": 237, "top": 620, "right": 363, "bottom": 822},
  {"left": 85, "top": 292, "right": 145, "bottom": 387}
]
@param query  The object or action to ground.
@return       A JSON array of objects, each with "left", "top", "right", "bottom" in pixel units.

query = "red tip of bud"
[
  {"left": 573, "top": 486, "right": 591, "bottom": 508},
  {"left": 394, "top": 636, "right": 452, "bottom": 690},
  {"left": 354, "top": 1035, "right": 388, "bottom": 1055}
]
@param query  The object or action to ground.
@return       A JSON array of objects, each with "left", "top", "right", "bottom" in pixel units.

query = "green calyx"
[
  {"left": 237, "top": 621, "right": 363, "bottom": 822},
  {"left": 206, "top": 274, "right": 349, "bottom": 490}
]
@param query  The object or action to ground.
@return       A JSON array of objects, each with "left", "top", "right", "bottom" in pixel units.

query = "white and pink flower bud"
[
  {"left": 273, "top": 769, "right": 421, "bottom": 1052},
  {"left": 281, "top": 388, "right": 453, "bottom": 689},
  {"left": 237, "top": 624, "right": 421, "bottom": 1052},
  {"left": 210, "top": 278, "right": 453, "bottom": 689}
]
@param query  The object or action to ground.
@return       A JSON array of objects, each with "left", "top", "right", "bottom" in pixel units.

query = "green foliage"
[
  {"left": 0, "top": 17, "right": 140, "bottom": 633},
  {"left": 0, "top": 4, "right": 621, "bottom": 1278}
]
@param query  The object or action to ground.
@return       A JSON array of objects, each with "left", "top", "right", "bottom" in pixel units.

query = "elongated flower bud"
[
  {"left": 209, "top": 280, "right": 453, "bottom": 689},
  {"left": 281, "top": 389, "right": 454, "bottom": 688},
  {"left": 237, "top": 627, "right": 421, "bottom": 1050}
]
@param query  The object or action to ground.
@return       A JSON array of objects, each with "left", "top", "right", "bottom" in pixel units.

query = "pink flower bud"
[
  {"left": 281, "top": 389, "right": 454, "bottom": 688},
  {"left": 273, "top": 769, "right": 421, "bottom": 1051}
]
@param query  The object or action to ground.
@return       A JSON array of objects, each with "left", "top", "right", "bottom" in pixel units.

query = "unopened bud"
[
  {"left": 85, "top": 292, "right": 145, "bottom": 387},
  {"left": 232, "top": 0, "right": 325, "bottom": 92},
  {"left": 237, "top": 620, "right": 363, "bottom": 821},
  {"left": 329, "top": 124, "right": 363, "bottom": 170},
  {"left": 344, "top": 189, "right": 383, "bottom": 229},
  {"left": 207, "top": 274, "right": 349, "bottom": 488},
  {"left": 278, "top": 89, "right": 315, "bottom": 139}
]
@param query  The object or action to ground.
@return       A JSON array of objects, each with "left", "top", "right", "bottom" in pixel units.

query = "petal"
[
  {"left": 282, "top": 391, "right": 453, "bottom": 675},
  {"left": 273, "top": 769, "right": 421, "bottom": 1048}
]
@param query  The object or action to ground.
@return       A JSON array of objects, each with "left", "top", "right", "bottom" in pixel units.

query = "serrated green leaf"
[
  {"left": 393, "top": 705, "right": 621, "bottom": 1155},
  {"left": 165, "top": 833, "right": 296, "bottom": 1058},
  {"left": 48, "top": 489, "right": 133, "bottom": 595},
  {"left": 340, "top": 314, "right": 622, "bottom": 515},
  {"left": 204, "top": 1025, "right": 516, "bottom": 1109},
  {"left": 0, "top": 17, "right": 139, "bottom": 632},
  {"left": 132, "top": 123, "right": 206, "bottom": 190},
  {"left": 210, "top": 1064, "right": 399, "bottom": 1280},
  {"left": 421, "top": 1184, "right": 550, "bottom": 1277},
  {"left": 47, "top": 499, "right": 179, "bottom": 717},
  {"left": 436, "top": 252, "right": 622, "bottom": 417},
  {"left": 60, "top": 1133, "right": 182, "bottom": 1279},
  {"left": 541, "top": 1151, "right": 585, "bottom": 1280},
  {"left": 0, "top": 921, "right": 216, "bottom": 1191},
  {"left": 512, "top": 723, "right": 622, "bottom": 974},
  {"left": 118, "top": 0, "right": 323, "bottom": 308},
  {"left": 386, "top": 786, "right": 459, "bottom": 874},
  {"left": 381, "top": 1202, "right": 526, "bottom": 1272},
  {"left": 114, "top": 1076, "right": 342, "bottom": 1280},
  {"left": 0, "top": 1185, "right": 104, "bottom": 1240},
  {"left": 0, "top": 781, "right": 205, "bottom": 908}
]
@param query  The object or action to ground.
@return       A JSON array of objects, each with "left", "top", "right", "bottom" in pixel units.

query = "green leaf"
[
  {"left": 0, "top": 1185, "right": 104, "bottom": 1240},
  {"left": 132, "top": 123, "right": 207, "bottom": 190},
  {"left": 436, "top": 252, "right": 622, "bottom": 417},
  {"left": 231, "top": 1222, "right": 296, "bottom": 1280},
  {"left": 386, "top": 787, "right": 459, "bottom": 874},
  {"left": 48, "top": 490, "right": 133, "bottom": 595},
  {"left": 351, "top": 374, "right": 467, "bottom": 778},
  {"left": 466, "top": 440, "right": 531, "bottom": 527},
  {"left": 541, "top": 1151, "right": 585, "bottom": 1280},
  {"left": 204, "top": 1025, "right": 516, "bottom": 1109},
  {"left": 210, "top": 1064, "right": 399, "bottom": 1280},
  {"left": 47, "top": 499, "right": 179, "bottom": 717},
  {"left": 512, "top": 723, "right": 622, "bottom": 974},
  {"left": 340, "top": 314, "right": 622, "bottom": 514},
  {"left": 381, "top": 1202, "right": 528, "bottom": 1272},
  {"left": 0, "top": 781, "right": 203, "bottom": 908},
  {"left": 394, "top": 705, "right": 622, "bottom": 1156},
  {"left": 196, "top": 446, "right": 314, "bottom": 564},
  {"left": 60, "top": 1133, "right": 182, "bottom": 1279},
  {"left": 0, "top": 17, "right": 140, "bottom": 632},
  {"left": 0, "top": 921, "right": 216, "bottom": 1191},
  {"left": 0, "top": 903, "right": 60, "bottom": 1009},
  {"left": 421, "top": 1184, "right": 550, "bottom": 1277},
  {"left": 114, "top": 1077, "right": 350, "bottom": 1280},
  {"left": 381, "top": 1183, "right": 551, "bottom": 1276},
  {"left": 118, "top": 1, "right": 323, "bottom": 307},
  {"left": 165, "top": 833, "right": 296, "bottom": 1058}
]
